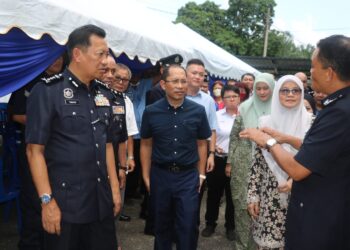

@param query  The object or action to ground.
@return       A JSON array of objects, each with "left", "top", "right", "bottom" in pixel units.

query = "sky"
[{"left": 134, "top": 0, "right": 350, "bottom": 46}]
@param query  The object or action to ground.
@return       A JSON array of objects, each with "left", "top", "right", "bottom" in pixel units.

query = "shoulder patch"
[
  {"left": 94, "top": 79, "right": 123, "bottom": 97},
  {"left": 94, "top": 79, "right": 109, "bottom": 89},
  {"left": 41, "top": 73, "right": 63, "bottom": 85}
]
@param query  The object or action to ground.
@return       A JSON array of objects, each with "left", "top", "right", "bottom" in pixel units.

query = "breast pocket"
[
  {"left": 182, "top": 119, "right": 198, "bottom": 139},
  {"left": 61, "top": 107, "right": 89, "bottom": 135}
]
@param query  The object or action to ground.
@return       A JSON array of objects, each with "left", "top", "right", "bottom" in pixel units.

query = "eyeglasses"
[
  {"left": 165, "top": 79, "right": 187, "bottom": 85},
  {"left": 223, "top": 95, "right": 240, "bottom": 99},
  {"left": 115, "top": 76, "right": 130, "bottom": 84},
  {"left": 279, "top": 88, "right": 302, "bottom": 96}
]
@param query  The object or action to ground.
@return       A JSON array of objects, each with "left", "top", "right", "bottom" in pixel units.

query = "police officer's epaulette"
[
  {"left": 94, "top": 79, "right": 124, "bottom": 97},
  {"left": 41, "top": 73, "right": 63, "bottom": 85}
]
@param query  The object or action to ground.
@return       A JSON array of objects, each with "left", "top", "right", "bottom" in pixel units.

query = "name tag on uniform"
[
  {"left": 65, "top": 99, "right": 80, "bottom": 105},
  {"left": 112, "top": 105, "right": 125, "bottom": 114},
  {"left": 94, "top": 94, "right": 110, "bottom": 106}
]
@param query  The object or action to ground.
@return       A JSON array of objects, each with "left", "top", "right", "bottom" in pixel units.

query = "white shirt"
[
  {"left": 125, "top": 96, "right": 138, "bottom": 136},
  {"left": 216, "top": 108, "right": 236, "bottom": 153}
]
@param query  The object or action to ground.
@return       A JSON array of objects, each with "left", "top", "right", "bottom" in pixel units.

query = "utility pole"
[{"left": 263, "top": 6, "right": 270, "bottom": 57}]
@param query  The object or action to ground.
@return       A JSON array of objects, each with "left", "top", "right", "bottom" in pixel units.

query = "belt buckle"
[{"left": 169, "top": 165, "right": 180, "bottom": 173}]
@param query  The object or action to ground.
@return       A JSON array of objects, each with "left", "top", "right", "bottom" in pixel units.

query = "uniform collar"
[
  {"left": 322, "top": 86, "right": 350, "bottom": 107},
  {"left": 64, "top": 69, "right": 99, "bottom": 91}
]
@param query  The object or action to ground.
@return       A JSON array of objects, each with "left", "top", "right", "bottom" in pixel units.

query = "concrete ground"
[{"left": 0, "top": 191, "right": 234, "bottom": 250}]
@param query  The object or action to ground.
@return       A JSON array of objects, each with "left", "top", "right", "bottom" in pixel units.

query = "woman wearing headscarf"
[
  {"left": 226, "top": 73, "right": 275, "bottom": 250},
  {"left": 243, "top": 75, "right": 313, "bottom": 249}
]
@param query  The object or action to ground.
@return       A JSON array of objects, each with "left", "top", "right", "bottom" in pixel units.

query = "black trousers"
[
  {"left": 151, "top": 167, "right": 199, "bottom": 250},
  {"left": 44, "top": 215, "right": 117, "bottom": 250},
  {"left": 125, "top": 139, "right": 141, "bottom": 198},
  {"left": 204, "top": 156, "right": 235, "bottom": 230},
  {"left": 17, "top": 142, "right": 44, "bottom": 250}
]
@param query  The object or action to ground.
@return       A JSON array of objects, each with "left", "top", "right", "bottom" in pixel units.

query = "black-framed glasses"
[
  {"left": 223, "top": 95, "right": 240, "bottom": 99},
  {"left": 279, "top": 88, "right": 302, "bottom": 96},
  {"left": 115, "top": 76, "right": 130, "bottom": 83},
  {"left": 165, "top": 79, "right": 187, "bottom": 85}
]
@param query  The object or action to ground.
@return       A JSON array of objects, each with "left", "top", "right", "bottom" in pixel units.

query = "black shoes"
[
  {"left": 119, "top": 214, "right": 131, "bottom": 222},
  {"left": 201, "top": 225, "right": 215, "bottom": 237}
]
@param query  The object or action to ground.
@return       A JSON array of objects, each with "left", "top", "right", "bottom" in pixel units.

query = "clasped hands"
[{"left": 239, "top": 127, "right": 286, "bottom": 148}]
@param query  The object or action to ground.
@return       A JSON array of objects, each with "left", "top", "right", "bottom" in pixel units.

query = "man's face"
[
  {"left": 78, "top": 34, "right": 109, "bottom": 81},
  {"left": 102, "top": 56, "right": 117, "bottom": 85},
  {"left": 46, "top": 56, "right": 64, "bottom": 76},
  {"left": 295, "top": 72, "right": 308, "bottom": 90},
  {"left": 112, "top": 68, "right": 130, "bottom": 93},
  {"left": 310, "top": 48, "right": 329, "bottom": 94},
  {"left": 201, "top": 82, "right": 209, "bottom": 93},
  {"left": 186, "top": 64, "right": 205, "bottom": 88},
  {"left": 242, "top": 75, "right": 255, "bottom": 91},
  {"left": 161, "top": 67, "right": 187, "bottom": 102}
]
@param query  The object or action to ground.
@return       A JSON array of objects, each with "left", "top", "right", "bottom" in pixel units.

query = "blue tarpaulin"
[{"left": 0, "top": 27, "right": 156, "bottom": 97}]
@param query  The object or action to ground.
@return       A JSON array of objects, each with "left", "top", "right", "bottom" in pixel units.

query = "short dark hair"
[
  {"left": 161, "top": 64, "right": 186, "bottom": 81},
  {"left": 221, "top": 85, "right": 240, "bottom": 98},
  {"left": 241, "top": 73, "right": 255, "bottom": 81},
  {"left": 317, "top": 35, "right": 350, "bottom": 82},
  {"left": 67, "top": 24, "right": 106, "bottom": 61},
  {"left": 186, "top": 58, "right": 205, "bottom": 68}
]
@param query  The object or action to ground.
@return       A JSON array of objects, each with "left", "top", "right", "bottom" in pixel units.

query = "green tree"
[
  {"left": 175, "top": 0, "right": 314, "bottom": 58},
  {"left": 176, "top": 1, "right": 230, "bottom": 44}
]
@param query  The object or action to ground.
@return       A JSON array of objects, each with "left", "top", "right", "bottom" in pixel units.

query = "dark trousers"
[
  {"left": 44, "top": 215, "right": 117, "bottom": 250},
  {"left": 204, "top": 156, "right": 235, "bottom": 230},
  {"left": 17, "top": 142, "right": 44, "bottom": 250},
  {"left": 151, "top": 167, "right": 199, "bottom": 250},
  {"left": 125, "top": 139, "right": 141, "bottom": 198}
]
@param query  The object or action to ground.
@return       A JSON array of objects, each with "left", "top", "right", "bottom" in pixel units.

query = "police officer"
[
  {"left": 140, "top": 64, "right": 211, "bottom": 250},
  {"left": 7, "top": 55, "right": 64, "bottom": 250},
  {"left": 145, "top": 54, "right": 183, "bottom": 105},
  {"left": 240, "top": 35, "right": 350, "bottom": 250},
  {"left": 25, "top": 25, "right": 122, "bottom": 250}
]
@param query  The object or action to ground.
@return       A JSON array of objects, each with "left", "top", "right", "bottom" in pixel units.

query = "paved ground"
[{"left": 0, "top": 191, "right": 234, "bottom": 250}]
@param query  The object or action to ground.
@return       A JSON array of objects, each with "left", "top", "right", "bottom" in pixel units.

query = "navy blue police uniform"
[
  {"left": 7, "top": 73, "right": 48, "bottom": 250},
  {"left": 25, "top": 69, "right": 126, "bottom": 250},
  {"left": 286, "top": 86, "right": 350, "bottom": 250},
  {"left": 141, "top": 97, "right": 211, "bottom": 250},
  {"left": 96, "top": 80, "right": 128, "bottom": 172}
]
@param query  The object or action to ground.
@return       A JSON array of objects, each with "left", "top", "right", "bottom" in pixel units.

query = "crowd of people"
[{"left": 5, "top": 23, "right": 350, "bottom": 250}]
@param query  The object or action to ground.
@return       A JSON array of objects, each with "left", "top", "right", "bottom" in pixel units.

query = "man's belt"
[
  {"left": 154, "top": 163, "right": 196, "bottom": 173},
  {"left": 215, "top": 153, "right": 228, "bottom": 159}
]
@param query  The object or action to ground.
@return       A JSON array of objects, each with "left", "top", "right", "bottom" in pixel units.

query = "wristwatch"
[
  {"left": 266, "top": 138, "right": 278, "bottom": 151},
  {"left": 40, "top": 193, "right": 53, "bottom": 205}
]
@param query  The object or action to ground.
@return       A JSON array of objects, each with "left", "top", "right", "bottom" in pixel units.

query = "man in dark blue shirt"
[
  {"left": 25, "top": 25, "right": 122, "bottom": 250},
  {"left": 240, "top": 35, "right": 350, "bottom": 250},
  {"left": 7, "top": 55, "right": 64, "bottom": 250},
  {"left": 140, "top": 64, "right": 211, "bottom": 250}
]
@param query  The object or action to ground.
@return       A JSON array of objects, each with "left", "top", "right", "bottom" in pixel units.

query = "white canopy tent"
[
  {"left": 174, "top": 23, "right": 259, "bottom": 79},
  {"left": 0, "top": 0, "right": 258, "bottom": 79}
]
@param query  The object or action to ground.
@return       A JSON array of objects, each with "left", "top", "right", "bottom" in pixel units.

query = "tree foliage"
[{"left": 175, "top": 0, "right": 314, "bottom": 58}]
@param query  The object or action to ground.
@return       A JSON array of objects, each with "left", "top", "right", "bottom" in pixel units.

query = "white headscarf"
[{"left": 258, "top": 75, "right": 312, "bottom": 207}]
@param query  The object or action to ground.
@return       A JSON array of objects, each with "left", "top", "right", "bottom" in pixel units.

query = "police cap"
[{"left": 158, "top": 54, "right": 183, "bottom": 67}]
